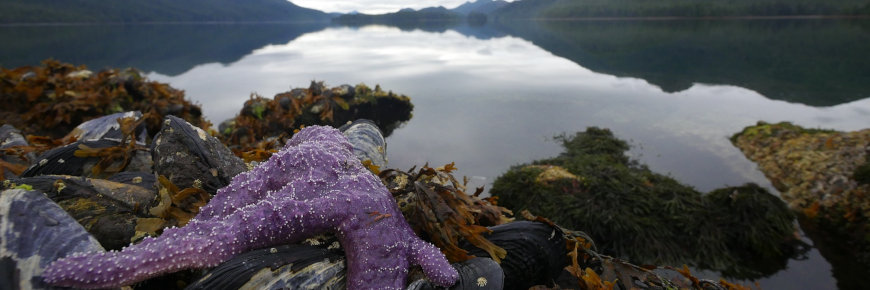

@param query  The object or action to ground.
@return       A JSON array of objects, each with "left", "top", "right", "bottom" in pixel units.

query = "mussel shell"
[
  {"left": 459, "top": 221, "right": 567, "bottom": 290},
  {"left": 186, "top": 244, "right": 345, "bottom": 290},
  {"left": 1, "top": 124, "right": 33, "bottom": 180},
  {"left": 0, "top": 124, "right": 29, "bottom": 149},
  {"left": 64, "top": 111, "right": 147, "bottom": 144},
  {"left": 151, "top": 116, "right": 246, "bottom": 194},
  {"left": 10, "top": 175, "right": 157, "bottom": 250},
  {"left": 339, "top": 119, "right": 387, "bottom": 168},
  {"left": 407, "top": 257, "right": 504, "bottom": 290},
  {"left": 107, "top": 171, "right": 156, "bottom": 190},
  {"left": 20, "top": 139, "right": 152, "bottom": 178},
  {"left": 0, "top": 188, "right": 105, "bottom": 289}
]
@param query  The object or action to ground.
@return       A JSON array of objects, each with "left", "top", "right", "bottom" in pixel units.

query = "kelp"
[
  {"left": 492, "top": 127, "right": 804, "bottom": 279},
  {"left": 379, "top": 163, "right": 513, "bottom": 263},
  {"left": 732, "top": 121, "right": 870, "bottom": 270},
  {"left": 0, "top": 59, "right": 209, "bottom": 138},
  {"left": 219, "top": 81, "right": 413, "bottom": 162}
]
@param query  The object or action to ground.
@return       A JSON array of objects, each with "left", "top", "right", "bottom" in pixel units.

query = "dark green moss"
[
  {"left": 491, "top": 127, "right": 803, "bottom": 279},
  {"left": 854, "top": 161, "right": 870, "bottom": 185}
]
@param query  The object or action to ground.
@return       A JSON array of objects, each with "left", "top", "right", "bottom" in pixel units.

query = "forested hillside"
[
  {"left": 0, "top": 0, "right": 329, "bottom": 23},
  {"left": 493, "top": 0, "right": 870, "bottom": 19}
]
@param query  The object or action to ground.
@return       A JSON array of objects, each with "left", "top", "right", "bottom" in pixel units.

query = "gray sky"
[{"left": 293, "top": 0, "right": 510, "bottom": 14}]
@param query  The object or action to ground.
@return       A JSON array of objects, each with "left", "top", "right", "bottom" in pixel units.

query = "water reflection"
[{"left": 0, "top": 22, "right": 328, "bottom": 75}]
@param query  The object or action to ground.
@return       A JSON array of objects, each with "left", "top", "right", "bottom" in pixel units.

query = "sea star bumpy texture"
[{"left": 42, "top": 126, "right": 458, "bottom": 289}]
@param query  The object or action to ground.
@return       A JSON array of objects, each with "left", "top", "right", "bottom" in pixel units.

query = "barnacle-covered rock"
[
  {"left": 186, "top": 244, "right": 346, "bottom": 290},
  {"left": 152, "top": 116, "right": 246, "bottom": 195},
  {"left": 340, "top": 119, "right": 388, "bottom": 169},
  {"left": 407, "top": 257, "right": 504, "bottom": 290},
  {"left": 0, "top": 124, "right": 32, "bottom": 180},
  {"left": 6, "top": 175, "right": 157, "bottom": 250},
  {"left": 0, "top": 188, "right": 105, "bottom": 289},
  {"left": 492, "top": 127, "right": 801, "bottom": 279},
  {"left": 732, "top": 121, "right": 870, "bottom": 268}
]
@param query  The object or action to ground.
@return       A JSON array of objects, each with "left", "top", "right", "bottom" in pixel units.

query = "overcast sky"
[{"left": 293, "top": 0, "right": 511, "bottom": 14}]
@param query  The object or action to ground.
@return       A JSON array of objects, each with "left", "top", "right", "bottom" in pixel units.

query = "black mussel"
[
  {"left": 64, "top": 111, "right": 147, "bottom": 144},
  {"left": 407, "top": 257, "right": 504, "bottom": 290},
  {"left": 186, "top": 244, "right": 346, "bottom": 290},
  {"left": 19, "top": 139, "right": 152, "bottom": 179},
  {"left": 152, "top": 116, "right": 246, "bottom": 194},
  {"left": 107, "top": 171, "right": 156, "bottom": 189},
  {"left": 339, "top": 119, "right": 388, "bottom": 169},
  {"left": 0, "top": 188, "right": 105, "bottom": 289},
  {"left": 459, "top": 221, "right": 567, "bottom": 290},
  {"left": 8, "top": 175, "right": 157, "bottom": 250}
]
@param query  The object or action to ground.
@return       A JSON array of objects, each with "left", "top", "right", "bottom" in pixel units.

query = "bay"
[{"left": 2, "top": 19, "right": 869, "bottom": 289}]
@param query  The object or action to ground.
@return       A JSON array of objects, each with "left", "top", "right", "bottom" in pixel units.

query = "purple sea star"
[{"left": 42, "top": 126, "right": 458, "bottom": 289}]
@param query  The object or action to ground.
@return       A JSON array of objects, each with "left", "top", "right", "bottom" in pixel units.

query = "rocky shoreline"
[{"left": 2, "top": 61, "right": 772, "bottom": 289}]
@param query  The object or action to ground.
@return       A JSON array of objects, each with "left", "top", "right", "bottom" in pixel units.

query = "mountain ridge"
[{"left": 0, "top": 0, "right": 329, "bottom": 23}]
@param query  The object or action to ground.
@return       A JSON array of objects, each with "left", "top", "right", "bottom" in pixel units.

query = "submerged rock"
[
  {"left": 491, "top": 127, "right": 801, "bottom": 279},
  {"left": 0, "top": 188, "right": 105, "bottom": 289}
]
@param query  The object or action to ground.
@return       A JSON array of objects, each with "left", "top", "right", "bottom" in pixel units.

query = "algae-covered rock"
[
  {"left": 0, "top": 60, "right": 209, "bottom": 138},
  {"left": 732, "top": 121, "right": 870, "bottom": 267},
  {"left": 492, "top": 127, "right": 801, "bottom": 278},
  {"left": 218, "top": 81, "right": 413, "bottom": 162}
]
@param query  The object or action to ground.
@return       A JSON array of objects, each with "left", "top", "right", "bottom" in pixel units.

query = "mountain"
[
  {"left": 452, "top": 0, "right": 510, "bottom": 15},
  {"left": 332, "top": 6, "right": 463, "bottom": 26},
  {"left": 491, "top": 0, "right": 870, "bottom": 19},
  {"left": 0, "top": 0, "right": 330, "bottom": 23}
]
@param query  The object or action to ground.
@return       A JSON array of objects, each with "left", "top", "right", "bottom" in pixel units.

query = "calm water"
[{"left": 3, "top": 19, "right": 870, "bottom": 289}]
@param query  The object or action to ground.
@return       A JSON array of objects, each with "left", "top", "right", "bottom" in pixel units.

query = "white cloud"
[{"left": 292, "top": 0, "right": 510, "bottom": 14}]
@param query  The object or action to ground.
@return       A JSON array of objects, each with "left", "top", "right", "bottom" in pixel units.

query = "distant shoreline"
[
  {"left": 0, "top": 20, "right": 330, "bottom": 27},
  {"left": 530, "top": 14, "right": 870, "bottom": 21}
]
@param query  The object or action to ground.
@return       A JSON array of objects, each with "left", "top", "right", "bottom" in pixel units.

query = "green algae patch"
[{"left": 492, "top": 127, "right": 802, "bottom": 279}]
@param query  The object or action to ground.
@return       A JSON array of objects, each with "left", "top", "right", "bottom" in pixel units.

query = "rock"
[
  {"left": 492, "top": 127, "right": 801, "bottom": 279},
  {"left": 7, "top": 175, "right": 157, "bottom": 250},
  {"left": 732, "top": 121, "right": 870, "bottom": 268},
  {"left": 0, "top": 188, "right": 105, "bottom": 289},
  {"left": 151, "top": 116, "right": 246, "bottom": 195}
]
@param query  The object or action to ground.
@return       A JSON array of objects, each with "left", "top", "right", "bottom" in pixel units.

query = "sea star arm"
[
  {"left": 43, "top": 196, "right": 346, "bottom": 289},
  {"left": 409, "top": 238, "right": 460, "bottom": 287}
]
